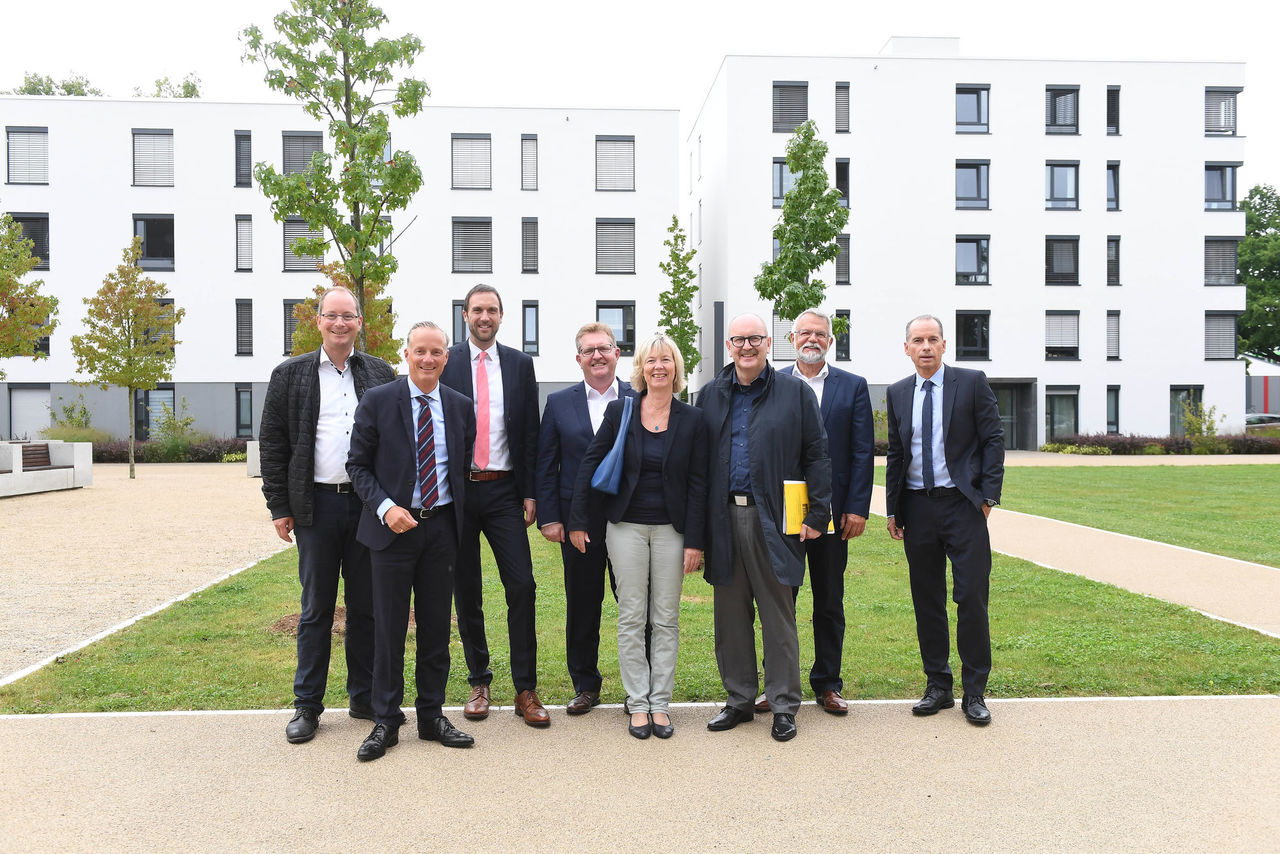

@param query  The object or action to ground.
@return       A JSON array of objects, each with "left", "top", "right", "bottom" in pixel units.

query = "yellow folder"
[{"left": 782, "top": 480, "right": 834, "bottom": 535}]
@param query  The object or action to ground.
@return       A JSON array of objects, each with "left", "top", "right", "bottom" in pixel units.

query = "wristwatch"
[{"left": 984, "top": 498, "right": 999, "bottom": 507}]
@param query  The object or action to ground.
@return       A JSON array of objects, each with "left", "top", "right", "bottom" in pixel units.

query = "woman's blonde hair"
[{"left": 630, "top": 333, "right": 686, "bottom": 393}]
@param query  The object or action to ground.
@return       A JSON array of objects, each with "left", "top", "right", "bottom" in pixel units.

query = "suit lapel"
[
  {"left": 819, "top": 370, "right": 837, "bottom": 421},
  {"left": 570, "top": 383, "right": 592, "bottom": 438},
  {"left": 897, "top": 379, "right": 915, "bottom": 447},
  {"left": 941, "top": 365, "right": 957, "bottom": 439},
  {"left": 398, "top": 382, "right": 415, "bottom": 457}
]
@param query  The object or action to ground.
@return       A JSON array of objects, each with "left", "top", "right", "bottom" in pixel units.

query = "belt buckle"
[
  {"left": 733, "top": 494, "right": 748, "bottom": 507},
  {"left": 336, "top": 482, "right": 353, "bottom": 494}
]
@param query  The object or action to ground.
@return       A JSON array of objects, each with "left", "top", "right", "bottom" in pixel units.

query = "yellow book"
[{"left": 782, "top": 480, "right": 834, "bottom": 535}]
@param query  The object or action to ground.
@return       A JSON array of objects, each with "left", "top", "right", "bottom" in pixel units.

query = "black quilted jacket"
[{"left": 259, "top": 348, "right": 397, "bottom": 526}]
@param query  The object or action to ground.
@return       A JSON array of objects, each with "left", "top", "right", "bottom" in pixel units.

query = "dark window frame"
[
  {"left": 835, "top": 310, "right": 851, "bottom": 360},
  {"left": 772, "top": 81, "right": 808, "bottom": 133},
  {"left": 1045, "top": 161, "right": 1079, "bottom": 210},
  {"left": 1045, "top": 236, "right": 1080, "bottom": 286},
  {"left": 834, "top": 82, "right": 850, "bottom": 134},
  {"left": 595, "top": 135, "right": 636, "bottom": 192},
  {"left": 955, "top": 160, "right": 989, "bottom": 209},
  {"left": 1107, "top": 236, "right": 1121, "bottom": 286},
  {"left": 835, "top": 158, "right": 849, "bottom": 208},
  {"left": 1205, "top": 162, "right": 1239, "bottom": 211},
  {"left": 596, "top": 300, "right": 636, "bottom": 356},
  {"left": 133, "top": 213, "right": 175, "bottom": 271},
  {"left": 1204, "top": 312, "right": 1239, "bottom": 360},
  {"left": 955, "top": 310, "right": 991, "bottom": 361},
  {"left": 1107, "top": 310, "right": 1121, "bottom": 361},
  {"left": 235, "top": 383, "right": 253, "bottom": 439},
  {"left": 1106, "top": 161, "right": 1120, "bottom": 211},
  {"left": 451, "top": 132, "right": 492, "bottom": 190},
  {"left": 1045, "top": 310, "right": 1080, "bottom": 361},
  {"left": 234, "top": 130, "right": 252, "bottom": 188},
  {"left": 235, "top": 298, "right": 253, "bottom": 356},
  {"left": 522, "top": 300, "right": 539, "bottom": 356},
  {"left": 132, "top": 127, "right": 174, "bottom": 187},
  {"left": 283, "top": 216, "right": 322, "bottom": 272},
  {"left": 956, "top": 234, "right": 989, "bottom": 285},
  {"left": 452, "top": 300, "right": 467, "bottom": 346},
  {"left": 6, "top": 125, "right": 49, "bottom": 185},
  {"left": 235, "top": 214, "right": 252, "bottom": 272},
  {"left": 1045, "top": 86, "right": 1079, "bottom": 135},
  {"left": 595, "top": 217, "right": 636, "bottom": 275},
  {"left": 1106, "top": 385, "right": 1120, "bottom": 434},
  {"left": 282, "top": 130, "right": 323, "bottom": 177},
  {"left": 1106, "top": 86, "right": 1120, "bottom": 135},
  {"left": 9, "top": 212, "right": 49, "bottom": 270},
  {"left": 521, "top": 217, "right": 538, "bottom": 274},
  {"left": 1204, "top": 237, "right": 1240, "bottom": 286},
  {"left": 1205, "top": 88, "right": 1241, "bottom": 137},
  {"left": 771, "top": 158, "right": 794, "bottom": 208},
  {"left": 955, "top": 85, "right": 990, "bottom": 134},
  {"left": 451, "top": 216, "right": 493, "bottom": 274},
  {"left": 835, "top": 234, "right": 850, "bottom": 285},
  {"left": 282, "top": 298, "right": 303, "bottom": 356}
]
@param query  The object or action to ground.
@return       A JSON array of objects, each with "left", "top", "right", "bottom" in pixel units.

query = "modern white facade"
[
  {"left": 1, "top": 97, "right": 677, "bottom": 439},
  {"left": 686, "top": 42, "right": 1247, "bottom": 447}
]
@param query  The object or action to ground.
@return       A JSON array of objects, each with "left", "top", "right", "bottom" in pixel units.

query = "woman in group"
[{"left": 570, "top": 333, "right": 707, "bottom": 740}]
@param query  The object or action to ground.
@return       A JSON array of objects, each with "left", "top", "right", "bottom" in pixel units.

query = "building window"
[
  {"left": 522, "top": 300, "right": 539, "bottom": 356},
  {"left": 1045, "top": 87, "right": 1079, "bottom": 134},
  {"left": 1107, "top": 236, "right": 1121, "bottom": 286},
  {"left": 1169, "top": 386, "right": 1203, "bottom": 437},
  {"left": 521, "top": 134, "right": 537, "bottom": 190},
  {"left": 955, "top": 161, "right": 989, "bottom": 209},
  {"left": 452, "top": 300, "right": 466, "bottom": 345},
  {"left": 595, "top": 218, "right": 635, "bottom": 274},
  {"left": 283, "top": 217, "right": 322, "bottom": 271},
  {"left": 235, "top": 299, "right": 253, "bottom": 356},
  {"left": 596, "top": 136, "right": 635, "bottom": 191},
  {"left": 282, "top": 131, "right": 322, "bottom": 176},
  {"left": 1045, "top": 162, "right": 1078, "bottom": 210},
  {"left": 772, "top": 81, "right": 808, "bottom": 133},
  {"left": 697, "top": 200, "right": 702, "bottom": 244},
  {"left": 1106, "top": 87, "right": 1120, "bottom": 135},
  {"left": 1107, "top": 386, "right": 1120, "bottom": 434},
  {"left": 835, "top": 234, "right": 850, "bottom": 285},
  {"left": 835, "top": 158, "right": 849, "bottom": 207},
  {"left": 1045, "top": 387, "right": 1079, "bottom": 441},
  {"left": 134, "top": 386, "right": 175, "bottom": 442},
  {"left": 771, "top": 311, "right": 796, "bottom": 361},
  {"left": 451, "top": 133, "right": 491, "bottom": 190},
  {"left": 1107, "top": 310, "right": 1120, "bottom": 360},
  {"left": 234, "top": 130, "right": 251, "bottom": 187},
  {"left": 955, "top": 85, "right": 989, "bottom": 133},
  {"left": 132, "top": 128, "right": 174, "bottom": 187},
  {"left": 1204, "top": 238, "right": 1239, "bottom": 285},
  {"left": 1045, "top": 237, "right": 1079, "bottom": 285},
  {"left": 1045, "top": 311, "right": 1080, "bottom": 360},
  {"left": 772, "top": 158, "right": 795, "bottom": 207},
  {"left": 34, "top": 318, "right": 51, "bottom": 356},
  {"left": 835, "top": 310, "right": 851, "bottom": 361},
  {"left": 235, "top": 383, "right": 253, "bottom": 439},
  {"left": 1205, "top": 163, "right": 1238, "bottom": 210},
  {"left": 1106, "top": 162, "right": 1119, "bottom": 211},
  {"left": 835, "top": 82, "right": 850, "bottom": 133},
  {"left": 133, "top": 214, "right": 175, "bottom": 271},
  {"left": 956, "top": 235, "right": 989, "bottom": 285},
  {"left": 597, "top": 301, "right": 636, "bottom": 355},
  {"left": 771, "top": 237, "right": 780, "bottom": 261},
  {"left": 149, "top": 299, "right": 176, "bottom": 344},
  {"left": 451, "top": 217, "right": 492, "bottom": 274},
  {"left": 282, "top": 299, "right": 302, "bottom": 355},
  {"left": 1205, "top": 313, "right": 1238, "bottom": 360},
  {"left": 521, "top": 217, "right": 538, "bottom": 273},
  {"left": 9, "top": 213, "right": 49, "bottom": 270},
  {"left": 235, "top": 215, "right": 252, "bottom": 272},
  {"left": 1205, "top": 88, "right": 1239, "bottom": 136},
  {"left": 955, "top": 311, "right": 990, "bottom": 360},
  {"left": 6, "top": 126, "right": 48, "bottom": 184}
]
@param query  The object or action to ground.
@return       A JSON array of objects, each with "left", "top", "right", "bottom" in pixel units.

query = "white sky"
[{"left": 4, "top": 0, "right": 1279, "bottom": 187}]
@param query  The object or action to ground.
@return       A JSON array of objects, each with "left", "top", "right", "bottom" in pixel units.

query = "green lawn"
[{"left": 2, "top": 523, "right": 1275, "bottom": 714}]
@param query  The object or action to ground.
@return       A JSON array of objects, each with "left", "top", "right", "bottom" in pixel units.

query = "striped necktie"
[{"left": 416, "top": 394, "right": 438, "bottom": 509}]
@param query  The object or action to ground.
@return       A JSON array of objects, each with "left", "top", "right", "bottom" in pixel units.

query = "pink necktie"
[{"left": 474, "top": 350, "right": 490, "bottom": 470}]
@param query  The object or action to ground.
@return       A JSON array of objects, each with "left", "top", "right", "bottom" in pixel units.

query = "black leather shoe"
[
  {"left": 628, "top": 714, "right": 652, "bottom": 740},
  {"left": 962, "top": 694, "right": 992, "bottom": 726},
  {"left": 356, "top": 723, "right": 399, "bottom": 761},
  {"left": 285, "top": 708, "right": 319, "bottom": 743},
  {"left": 348, "top": 700, "right": 376, "bottom": 721},
  {"left": 707, "top": 705, "right": 753, "bottom": 731},
  {"left": 650, "top": 714, "right": 673, "bottom": 739},
  {"left": 418, "top": 715, "right": 475, "bottom": 748},
  {"left": 911, "top": 686, "right": 955, "bottom": 716},
  {"left": 771, "top": 713, "right": 797, "bottom": 742}
]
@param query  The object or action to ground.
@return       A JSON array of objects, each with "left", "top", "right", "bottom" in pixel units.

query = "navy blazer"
[
  {"left": 439, "top": 341, "right": 540, "bottom": 501},
  {"left": 346, "top": 378, "right": 475, "bottom": 551},
  {"left": 567, "top": 394, "right": 708, "bottom": 551},
  {"left": 883, "top": 364, "right": 1004, "bottom": 526},
  {"left": 780, "top": 363, "right": 874, "bottom": 520},
  {"left": 534, "top": 379, "right": 633, "bottom": 529}
]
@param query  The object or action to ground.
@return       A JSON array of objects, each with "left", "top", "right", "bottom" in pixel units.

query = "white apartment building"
[
  {"left": 0, "top": 98, "right": 677, "bottom": 440},
  {"left": 686, "top": 41, "right": 1247, "bottom": 447}
]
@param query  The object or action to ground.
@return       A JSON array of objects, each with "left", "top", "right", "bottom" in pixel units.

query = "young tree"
[
  {"left": 1239, "top": 184, "right": 1280, "bottom": 362},
  {"left": 289, "top": 261, "right": 400, "bottom": 365},
  {"left": 656, "top": 215, "right": 700, "bottom": 395},
  {"left": 6, "top": 72, "right": 105, "bottom": 96},
  {"left": 242, "top": 0, "right": 427, "bottom": 353},
  {"left": 136, "top": 73, "right": 201, "bottom": 99},
  {"left": 753, "top": 119, "right": 849, "bottom": 326},
  {"left": 0, "top": 214, "right": 59, "bottom": 380},
  {"left": 71, "top": 238, "right": 186, "bottom": 479}
]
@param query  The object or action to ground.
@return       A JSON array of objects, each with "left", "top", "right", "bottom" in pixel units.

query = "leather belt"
[
  {"left": 314, "top": 482, "right": 355, "bottom": 494},
  {"left": 467, "top": 470, "right": 511, "bottom": 482},
  {"left": 730, "top": 492, "right": 756, "bottom": 506},
  {"left": 908, "top": 487, "right": 960, "bottom": 497},
  {"left": 412, "top": 503, "right": 453, "bottom": 519}
]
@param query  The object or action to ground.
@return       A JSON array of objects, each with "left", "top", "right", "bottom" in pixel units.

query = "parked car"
[{"left": 1245, "top": 413, "right": 1280, "bottom": 430}]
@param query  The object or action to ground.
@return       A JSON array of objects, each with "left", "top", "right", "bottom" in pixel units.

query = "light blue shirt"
[
  {"left": 376, "top": 377, "right": 452, "bottom": 523},
  {"left": 906, "top": 365, "right": 955, "bottom": 490}
]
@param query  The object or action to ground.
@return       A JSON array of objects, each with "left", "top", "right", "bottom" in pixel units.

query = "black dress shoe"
[
  {"left": 771, "top": 713, "right": 797, "bottom": 742},
  {"left": 650, "top": 714, "right": 673, "bottom": 739},
  {"left": 911, "top": 686, "right": 955, "bottom": 717},
  {"left": 707, "top": 705, "right": 753, "bottom": 731},
  {"left": 962, "top": 694, "right": 992, "bottom": 726},
  {"left": 348, "top": 700, "right": 376, "bottom": 721},
  {"left": 628, "top": 714, "right": 652, "bottom": 739},
  {"left": 285, "top": 708, "right": 319, "bottom": 744},
  {"left": 356, "top": 723, "right": 399, "bottom": 761},
  {"left": 418, "top": 715, "right": 475, "bottom": 747}
]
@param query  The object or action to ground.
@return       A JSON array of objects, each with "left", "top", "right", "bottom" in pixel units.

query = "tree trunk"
[{"left": 127, "top": 386, "right": 136, "bottom": 479}]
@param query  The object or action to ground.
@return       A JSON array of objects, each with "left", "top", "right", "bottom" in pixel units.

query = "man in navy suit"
[
  {"left": 777, "top": 310, "right": 874, "bottom": 715},
  {"left": 346, "top": 321, "right": 477, "bottom": 760},
  {"left": 885, "top": 315, "right": 1004, "bottom": 726},
  {"left": 535, "top": 322, "right": 632, "bottom": 714},
  {"left": 439, "top": 284, "right": 548, "bottom": 726}
]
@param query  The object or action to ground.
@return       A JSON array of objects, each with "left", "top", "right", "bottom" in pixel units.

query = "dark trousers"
[
  {"left": 370, "top": 507, "right": 458, "bottom": 727},
  {"left": 797, "top": 532, "right": 849, "bottom": 694},
  {"left": 453, "top": 476, "right": 538, "bottom": 691},
  {"left": 560, "top": 498, "right": 609, "bottom": 693},
  {"left": 901, "top": 490, "right": 992, "bottom": 697},
  {"left": 292, "top": 489, "right": 374, "bottom": 713}
]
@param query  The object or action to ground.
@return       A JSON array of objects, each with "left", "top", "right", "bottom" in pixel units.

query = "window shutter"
[
  {"left": 6, "top": 128, "right": 48, "bottom": 183},
  {"left": 595, "top": 219, "right": 635, "bottom": 273},
  {"left": 834, "top": 83, "right": 850, "bottom": 133},
  {"left": 1045, "top": 89, "right": 1077, "bottom": 132},
  {"left": 1106, "top": 88, "right": 1120, "bottom": 134},
  {"left": 1045, "top": 313, "right": 1079, "bottom": 347},
  {"left": 283, "top": 299, "right": 302, "bottom": 354},
  {"left": 235, "top": 132, "right": 252, "bottom": 187},
  {"left": 771, "top": 311, "right": 796, "bottom": 361},
  {"left": 283, "top": 218, "right": 322, "bottom": 271},
  {"left": 452, "top": 218, "right": 493, "bottom": 273},
  {"left": 1204, "top": 314, "right": 1236, "bottom": 358},
  {"left": 772, "top": 83, "right": 808, "bottom": 132},
  {"left": 1106, "top": 312, "right": 1120, "bottom": 359},
  {"left": 133, "top": 130, "right": 174, "bottom": 186},
  {"left": 236, "top": 300, "right": 253, "bottom": 356},
  {"left": 283, "top": 132, "right": 322, "bottom": 175},
  {"left": 521, "top": 135, "right": 537, "bottom": 190},
  {"left": 451, "top": 135, "right": 491, "bottom": 189},
  {"left": 521, "top": 218, "right": 538, "bottom": 273},
  {"left": 1205, "top": 91, "right": 1236, "bottom": 135},
  {"left": 1107, "top": 237, "right": 1121, "bottom": 285},
  {"left": 595, "top": 137, "right": 635, "bottom": 191},
  {"left": 235, "top": 216, "right": 253, "bottom": 271},
  {"left": 1045, "top": 239, "right": 1078, "bottom": 284},
  {"left": 1204, "top": 239, "right": 1238, "bottom": 285},
  {"left": 836, "top": 233, "right": 850, "bottom": 284},
  {"left": 13, "top": 216, "right": 49, "bottom": 269}
]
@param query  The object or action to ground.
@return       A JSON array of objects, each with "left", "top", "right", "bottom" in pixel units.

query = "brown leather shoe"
[
  {"left": 514, "top": 689, "right": 551, "bottom": 727},
  {"left": 754, "top": 694, "right": 770, "bottom": 713},
  {"left": 817, "top": 689, "right": 850, "bottom": 715},
  {"left": 463, "top": 684, "right": 490, "bottom": 720},
  {"left": 566, "top": 690, "right": 601, "bottom": 715}
]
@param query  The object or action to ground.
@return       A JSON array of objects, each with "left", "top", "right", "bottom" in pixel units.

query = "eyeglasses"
[
  {"left": 319, "top": 313, "right": 361, "bottom": 322},
  {"left": 728, "top": 335, "right": 767, "bottom": 348},
  {"left": 793, "top": 329, "right": 830, "bottom": 340},
  {"left": 578, "top": 345, "right": 617, "bottom": 356}
]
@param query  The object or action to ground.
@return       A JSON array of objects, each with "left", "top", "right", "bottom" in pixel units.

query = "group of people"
[{"left": 259, "top": 282, "right": 1005, "bottom": 762}]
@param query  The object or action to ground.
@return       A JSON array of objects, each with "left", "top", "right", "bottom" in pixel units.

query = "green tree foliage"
[
  {"left": 1239, "top": 184, "right": 1280, "bottom": 362},
  {"left": 71, "top": 238, "right": 186, "bottom": 479},
  {"left": 242, "top": 0, "right": 427, "bottom": 353},
  {"left": 289, "top": 261, "right": 401, "bottom": 365},
  {"left": 5, "top": 72, "right": 105, "bottom": 96},
  {"left": 137, "top": 73, "right": 201, "bottom": 98},
  {"left": 0, "top": 214, "right": 59, "bottom": 380},
  {"left": 753, "top": 119, "right": 849, "bottom": 324},
  {"left": 656, "top": 215, "right": 700, "bottom": 395}
]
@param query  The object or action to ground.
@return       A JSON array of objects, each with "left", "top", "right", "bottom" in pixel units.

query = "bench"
[{"left": 19, "top": 443, "right": 73, "bottom": 473}]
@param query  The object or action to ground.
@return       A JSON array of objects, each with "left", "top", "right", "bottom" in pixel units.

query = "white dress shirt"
[
  {"left": 584, "top": 380, "right": 619, "bottom": 434},
  {"left": 906, "top": 365, "right": 956, "bottom": 490},
  {"left": 377, "top": 377, "right": 452, "bottom": 522},
  {"left": 469, "top": 340, "right": 511, "bottom": 471},
  {"left": 792, "top": 362, "right": 829, "bottom": 407},
  {"left": 314, "top": 347, "right": 357, "bottom": 484}
]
